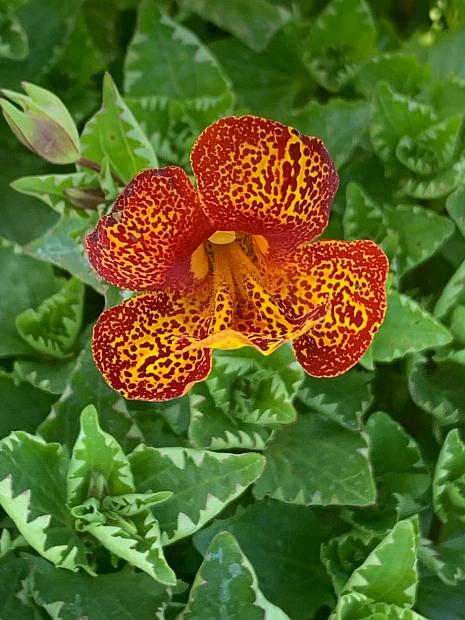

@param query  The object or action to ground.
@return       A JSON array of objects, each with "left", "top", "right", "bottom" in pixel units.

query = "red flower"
[{"left": 85, "top": 115, "right": 388, "bottom": 401}]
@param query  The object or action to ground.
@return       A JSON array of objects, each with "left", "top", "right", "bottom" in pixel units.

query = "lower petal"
[
  {"left": 92, "top": 286, "right": 213, "bottom": 401},
  {"left": 265, "top": 239, "right": 389, "bottom": 376}
]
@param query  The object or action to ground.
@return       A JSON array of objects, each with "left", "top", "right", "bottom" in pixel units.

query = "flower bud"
[{"left": 0, "top": 82, "right": 80, "bottom": 164}]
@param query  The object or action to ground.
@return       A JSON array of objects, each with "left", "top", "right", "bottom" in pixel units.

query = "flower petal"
[
  {"left": 191, "top": 115, "right": 338, "bottom": 253},
  {"left": 85, "top": 167, "right": 214, "bottom": 291},
  {"left": 265, "top": 240, "right": 389, "bottom": 376},
  {"left": 92, "top": 286, "right": 213, "bottom": 401}
]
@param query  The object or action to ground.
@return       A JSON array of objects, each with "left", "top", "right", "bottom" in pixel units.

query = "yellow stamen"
[
  {"left": 208, "top": 230, "right": 236, "bottom": 245},
  {"left": 190, "top": 244, "right": 209, "bottom": 280}
]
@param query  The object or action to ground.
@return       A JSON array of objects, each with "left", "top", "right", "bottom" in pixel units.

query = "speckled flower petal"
[
  {"left": 191, "top": 115, "right": 338, "bottom": 254},
  {"left": 85, "top": 167, "right": 214, "bottom": 292},
  {"left": 265, "top": 239, "right": 389, "bottom": 376},
  {"left": 92, "top": 285, "right": 214, "bottom": 401}
]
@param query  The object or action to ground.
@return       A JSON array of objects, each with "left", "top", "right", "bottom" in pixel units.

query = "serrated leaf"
[
  {"left": 0, "top": 237, "right": 61, "bottom": 357},
  {"left": 179, "top": 531, "right": 290, "bottom": 619},
  {"left": 0, "top": 371, "right": 55, "bottom": 440},
  {"left": 369, "top": 290, "right": 452, "bottom": 363},
  {"left": 296, "top": 367, "right": 374, "bottom": 430},
  {"left": 333, "top": 591, "right": 428, "bottom": 620},
  {"left": 194, "top": 499, "right": 339, "bottom": 620},
  {"left": 0, "top": 432, "right": 89, "bottom": 571},
  {"left": 303, "top": 0, "right": 377, "bottom": 93},
  {"left": 253, "top": 412, "right": 376, "bottom": 507},
  {"left": 178, "top": 0, "right": 290, "bottom": 52},
  {"left": 434, "top": 429, "right": 465, "bottom": 525},
  {"left": 129, "top": 445, "right": 265, "bottom": 544},
  {"left": 67, "top": 405, "right": 135, "bottom": 507},
  {"left": 0, "top": 555, "right": 37, "bottom": 619},
  {"left": 408, "top": 355, "right": 465, "bottom": 425},
  {"left": 27, "top": 555, "right": 171, "bottom": 620},
  {"left": 13, "top": 358, "right": 75, "bottom": 395},
  {"left": 39, "top": 342, "right": 131, "bottom": 451},
  {"left": 446, "top": 185, "right": 465, "bottom": 240},
  {"left": 24, "top": 212, "right": 103, "bottom": 292},
  {"left": 342, "top": 517, "right": 420, "bottom": 606},
  {"left": 420, "top": 533, "right": 465, "bottom": 586},
  {"left": 434, "top": 258, "right": 465, "bottom": 321},
  {"left": 16, "top": 277, "right": 84, "bottom": 359},
  {"left": 401, "top": 156, "right": 465, "bottom": 200},
  {"left": 80, "top": 72, "right": 157, "bottom": 184},
  {"left": 124, "top": 0, "right": 233, "bottom": 130},
  {"left": 290, "top": 99, "right": 371, "bottom": 168},
  {"left": 11, "top": 171, "right": 101, "bottom": 215},
  {"left": 355, "top": 53, "right": 430, "bottom": 97}
]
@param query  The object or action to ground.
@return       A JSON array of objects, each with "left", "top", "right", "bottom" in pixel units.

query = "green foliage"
[{"left": 2, "top": 0, "right": 465, "bottom": 615}]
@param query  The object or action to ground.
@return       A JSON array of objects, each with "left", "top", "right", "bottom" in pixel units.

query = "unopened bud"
[
  {"left": 0, "top": 82, "right": 80, "bottom": 164},
  {"left": 64, "top": 187, "right": 105, "bottom": 211}
]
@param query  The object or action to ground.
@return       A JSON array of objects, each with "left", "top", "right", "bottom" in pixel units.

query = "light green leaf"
[
  {"left": 290, "top": 99, "right": 371, "bottom": 168},
  {"left": 179, "top": 531, "right": 290, "bottom": 619},
  {"left": 28, "top": 555, "right": 171, "bottom": 620},
  {"left": 370, "top": 290, "right": 452, "bottom": 363},
  {"left": 0, "top": 432, "right": 89, "bottom": 571},
  {"left": 342, "top": 517, "right": 420, "bottom": 606},
  {"left": 408, "top": 355, "right": 465, "bottom": 425},
  {"left": 124, "top": 0, "right": 233, "bottom": 130},
  {"left": 11, "top": 171, "right": 101, "bottom": 215},
  {"left": 194, "top": 499, "right": 338, "bottom": 620},
  {"left": 0, "top": 237, "right": 61, "bottom": 357},
  {"left": 253, "top": 412, "right": 376, "bottom": 507},
  {"left": 303, "top": 0, "right": 377, "bottom": 92},
  {"left": 129, "top": 445, "right": 265, "bottom": 544},
  {"left": 434, "top": 429, "right": 465, "bottom": 525},
  {"left": 401, "top": 156, "right": 465, "bottom": 200},
  {"left": 13, "top": 358, "right": 76, "bottom": 395},
  {"left": 296, "top": 367, "right": 374, "bottom": 430},
  {"left": 67, "top": 405, "right": 135, "bottom": 507},
  {"left": 16, "top": 277, "right": 84, "bottom": 359},
  {"left": 333, "top": 592, "right": 428, "bottom": 620},
  {"left": 178, "top": 0, "right": 291, "bottom": 52},
  {"left": 420, "top": 28, "right": 465, "bottom": 83},
  {"left": 24, "top": 212, "right": 103, "bottom": 292}
]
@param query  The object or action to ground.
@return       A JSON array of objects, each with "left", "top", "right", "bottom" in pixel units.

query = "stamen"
[{"left": 208, "top": 230, "right": 236, "bottom": 245}]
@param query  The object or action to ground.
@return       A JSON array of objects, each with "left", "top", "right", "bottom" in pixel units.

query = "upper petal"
[
  {"left": 191, "top": 115, "right": 338, "bottom": 254},
  {"left": 264, "top": 239, "right": 389, "bottom": 376},
  {"left": 85, "top": 166, "right": 214, "bottom": 291}
]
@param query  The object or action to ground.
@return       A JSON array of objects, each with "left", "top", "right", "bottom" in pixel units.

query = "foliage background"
[{"left": 1, "top": 0, "right": 465, "bottom": 618}]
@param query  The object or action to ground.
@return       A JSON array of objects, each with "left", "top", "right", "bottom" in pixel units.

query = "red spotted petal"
[
  {"left": 264, "top": 239, "right": 389, "bottom": 376},
  {"left": 92, "top": 285, "right": 214, "bottom": 401},
  {"left": 85, "top": 167, "right": 214, "bottom": 291},
  {"left": 191, "top": 115, "right": 338, "bottom": 254}
]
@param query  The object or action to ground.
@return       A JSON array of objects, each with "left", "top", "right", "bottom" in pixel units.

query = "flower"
[
  {"left": 85, "top": 115, "right": 388, "bottom": 401},
  {"left": 0, "top": 82, "right": 80, "bottom": 165}
]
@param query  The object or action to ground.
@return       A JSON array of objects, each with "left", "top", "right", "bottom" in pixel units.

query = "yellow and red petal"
[
  {"left": 264, "top": 239, "right": 389, "bottom": 376},
  {"left": 85, "top": 167, "right": 214, "bottom": 292},
  {"left": 191, "top": 115, "right": 338, "bottom": 254},
  {"left": 92, "top": 285, "right": 214, "bottom": 401}
]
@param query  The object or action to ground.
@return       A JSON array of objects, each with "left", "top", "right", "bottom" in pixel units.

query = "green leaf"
[
  {"left": 180, "top": 531, "right": 290, "bottom": 619},
  {"left": 0, "top": 237, "right": 61, "bottom": 357},
  {"left": 194, "top": 499, "right": 339, "bottom": 620},
  {"left": 13, "top": 358, "right": 76, "bottom": 395},
  {"left": 408, "top": 355, "right": 465, "bottom": 425},
  {"left": 0, "top": 13, "right": 28, "bottom": 60},
  {"left": 296, "top": 367, "right": 374, "bottom": 431},
  {"left": 28, "top": 555, "right": 171, "bottom": 620},
  {"left": 400, "top": 156, "right": 465, "bottom": 200},
  {"left": 342, "top": 517, "right": 420, "bottom": 606},
  {"left": 355, "top": 53, "right": 430, "bottom": 97},
  {"left": 435, "top": 259, "right": 465, "bottom": 321},
  {"left": 129, "top": 445, "right": 265, "bottom": 544},
  {"left": 433, "top": 429, "right": 465, "bottom": 525},
  {"left": 0, "top": 432, "right": 89, "bottom": 571},
  {"left": 446, "top": 185, "right": 465, "bottom": 240},
  {"left": 124, "top": 0, "right": 233, "bottom": 130},
  {"left": 0, "top": 371, "right": 55, "bottom": 440},
  {"left": 369, "top": 290, "right": 452, "bottom": 363},
  {"left": 303, "top": 0, "right": 377, "bottom": 92},
  {"left": 420, "top": 28, "right": 465, "bottom": 83},
  {"left": 80, "top": 72, "right": 158, "bottom": 184},
  {"left": 24, "top": 212, "right": 104, "bottom": 292},
  {"left": 333, "top": 591, "right": 428, "bottom": 620},
  {"left": 179, "top": 0, "right": 291, "bottom": 52},
  {"left": 210, "top": 22, "right": 311, "bottom": 118},
  {"left": 16, "top": 277, "right": 84, "bottom": 359},
  {"left": 290, "top": 99, "right": 371, "bottom": 168},
  {"left": 39, "top": 342, "right": 131, "bottom": 451},
  {"left": 67, "top": 405, "right": 135, "bottom": 507},
  {"left": 253, "top": 412, "right": 376, "bottom": 507},
  {"left": 11, "top": 171, "right": 102, "bottom": 215},
  {"left": 416, "top": 574, "right": 465, "bottom": 620},
  {"left": 369, "top": 82, "right": 436, "bottom": 168},
  {"left": 0, "top": 555, "right": 37, "bottom": 619}
]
